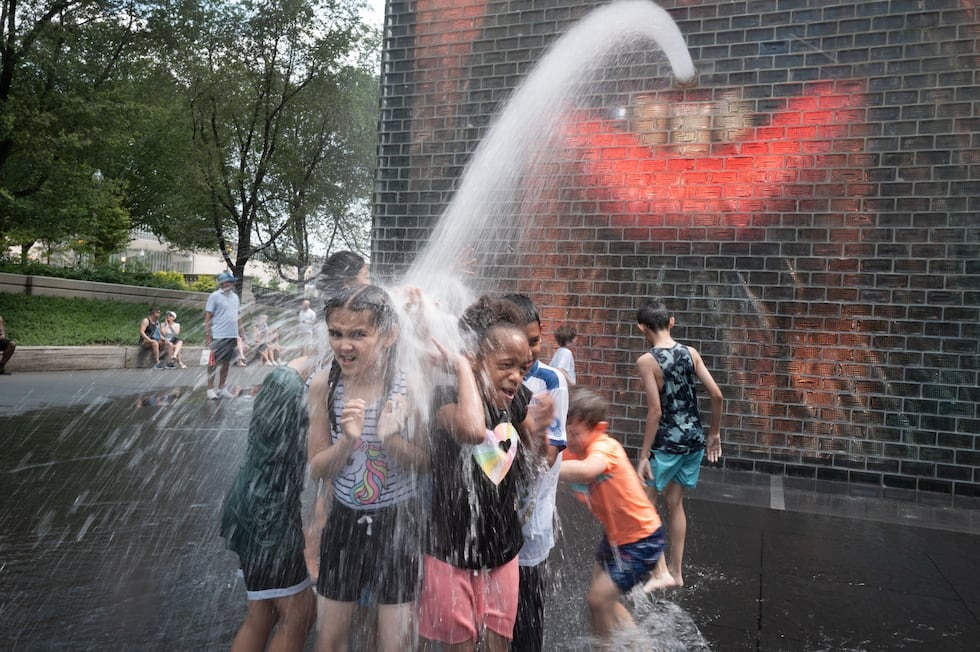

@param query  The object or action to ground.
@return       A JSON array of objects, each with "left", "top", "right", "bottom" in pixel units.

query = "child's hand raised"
[
  {"left": 403, "top": 286, "right": 424, "bottom": 312},
  {"left": 402, "top": 287, "right": 432, "bottom": 342},
  {"left": 378, "top": 395, "right": 407, "bottom": 443},
  {"left": 527, "top": 392, "right": 555, "bottom": 436},
  {"left": 454, "top": 244, "right": 478, "bottom": 276},
  {"left": 429, "top": 337, "right": 465, "bottom": 373},
  {"left": 339, "top": 398, "right": 366, "bottom": 441},
  {"left": 402, "top": 286, "right": 425, "bottom": 323}
]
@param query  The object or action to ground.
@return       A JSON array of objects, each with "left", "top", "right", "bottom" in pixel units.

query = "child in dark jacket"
[{"left": 220, "top": 362, "right": 317, "bottom": 651}]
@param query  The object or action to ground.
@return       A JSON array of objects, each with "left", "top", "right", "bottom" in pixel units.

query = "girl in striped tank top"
[{"left": 307, "top": 285, "right": 428, "bottom": 651}]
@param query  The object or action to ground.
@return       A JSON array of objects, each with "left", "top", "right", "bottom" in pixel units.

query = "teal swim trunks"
[{"left": 647, "top": 449, "right": 705, "bottom": 493}]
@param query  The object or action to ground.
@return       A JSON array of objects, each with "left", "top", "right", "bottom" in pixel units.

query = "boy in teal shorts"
[{"left": 634, "top": 301, "right": 723, "bottom": 587}]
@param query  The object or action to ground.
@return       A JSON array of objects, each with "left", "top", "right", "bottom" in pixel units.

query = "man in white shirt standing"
[
  {"left": 205, "top": 272, "right": 247, "bottom": 400},
  {"left": 297, "top": 298, "right": 317, "bottom": 356}
]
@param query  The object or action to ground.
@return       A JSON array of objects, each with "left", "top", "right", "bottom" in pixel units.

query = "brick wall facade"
[{"left": 373, "top": 0, "right": 980, "bottom": 496}]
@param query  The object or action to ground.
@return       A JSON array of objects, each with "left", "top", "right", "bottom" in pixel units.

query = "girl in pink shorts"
[{"left": 420, "top": 296, "right": 554, "bottom": 651}]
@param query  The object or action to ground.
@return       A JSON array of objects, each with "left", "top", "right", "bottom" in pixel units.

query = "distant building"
[{"left": 14, "top": 227, "right": 278, "bottom": 284}]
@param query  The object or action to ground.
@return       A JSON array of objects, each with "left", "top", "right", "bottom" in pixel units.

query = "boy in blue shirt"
[{"left": 503, "top": 294, "right": 568, "bottom": 652}]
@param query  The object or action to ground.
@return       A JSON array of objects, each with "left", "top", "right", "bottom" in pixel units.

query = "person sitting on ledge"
[
  {"left": 0, "top": 313, "right": 17, "bottom": 375},
  {"left": 160, "top": 311, "right": 187, "bottom": 368},
  {"left": 139, "top": 306, "right": 172, "bottom": 369},
  {"left": 252, "top": 313, "right": 283, "bottom": 366}
]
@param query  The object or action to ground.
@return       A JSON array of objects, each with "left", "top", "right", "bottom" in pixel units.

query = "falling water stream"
[
  {"left": 1, "top": 2, "right": 709, "bottom": 649},
  {"left": 405, "top": 0, "right": 696, "bottom": 312}
]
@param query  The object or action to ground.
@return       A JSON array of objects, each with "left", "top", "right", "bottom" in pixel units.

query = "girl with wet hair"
[
  {"left": 307, "top": 284, "right": 427, "bottom": 652},
  {"left": 418, "top": 295, "right": 554, "bottom": 652},
  {"left": 300, "top": 253, "right": 371, "bottom": 596},
  {"left": 315, "top": 250, "right": 370, "bottom": 299}
]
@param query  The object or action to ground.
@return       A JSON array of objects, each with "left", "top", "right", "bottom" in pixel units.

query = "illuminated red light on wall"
[{"left": 557, "top": 82, "right": 869, "bottom": 231}]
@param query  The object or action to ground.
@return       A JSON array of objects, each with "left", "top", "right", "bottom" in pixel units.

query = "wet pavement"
[
  {"left": 0, "top": 367, "right": 273, "bottom": 416},
  {"left": 1, "top": 370, "right": 978, "bottom": 650},
  {"left": 548, "top": 477, "right": 980, "bottom": 651}
]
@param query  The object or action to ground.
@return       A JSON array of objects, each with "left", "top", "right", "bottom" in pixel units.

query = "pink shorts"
[{"left": 418, "top": 554, "right": 519, "bottom": 644}]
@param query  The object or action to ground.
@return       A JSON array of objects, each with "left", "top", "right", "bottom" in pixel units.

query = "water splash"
[
  {"left": 391, "top": 2, "right": 701, "bottom": 646},
  {"left": 403, "top": 0, "right": 695, "bottom": 310},
  {"left": 394, "top": 0, "right": 698, "bottom": 431},
  {"left": 0, "top": 2, "right": 701, "bottom": 648},
  {"left": 627, "top": 590, "right": 712, "bottom": 651}
]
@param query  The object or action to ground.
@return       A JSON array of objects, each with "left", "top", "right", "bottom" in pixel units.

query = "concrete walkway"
[
  {"left": 0, "top": 366, "right": 271, "bottom": 415},
  {"left": 1, "top": 370, "right": 978, "bottom": 649}
]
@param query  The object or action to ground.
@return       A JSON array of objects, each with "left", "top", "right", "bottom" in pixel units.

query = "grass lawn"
[{"left": 0, "top": 294, "right": 205, "bottom": 346}]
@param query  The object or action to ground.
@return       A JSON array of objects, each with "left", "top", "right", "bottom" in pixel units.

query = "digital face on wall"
[{"left": 400, "top": 0, "right": 978, "bottom": 473}]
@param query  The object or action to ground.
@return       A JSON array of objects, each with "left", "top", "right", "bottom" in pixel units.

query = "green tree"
[
  {"left": 102, "top": 68, "right": 206, "bottom": 249},
  {"left": 0, "top": 1, "right": 147, "bottom": 258},
  {"left": 157, "top": 0, "right": 377, "bottom": 290},
  {"left": 260, "top": 62, "right": 379, "bottom": 289},
  {"left": 0, "top": 0, "right": 379, "bottom": 283}
]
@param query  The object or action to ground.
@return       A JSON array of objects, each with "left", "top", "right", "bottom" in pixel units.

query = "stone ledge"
[{"left": 5, "top": 345, "right": 207, "bottom": 372}]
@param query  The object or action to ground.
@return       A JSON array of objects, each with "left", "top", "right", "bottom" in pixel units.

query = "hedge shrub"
[
  {"left": 191, "top": 275, "right": 217, "bottom": 292},
  {"left": 0, "top": 261, "right": 195, "bottom": 291}
]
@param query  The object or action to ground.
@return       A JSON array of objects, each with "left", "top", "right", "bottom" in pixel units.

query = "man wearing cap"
[{"left": 205, "top": 272, "right": 247, "bottom": 399}]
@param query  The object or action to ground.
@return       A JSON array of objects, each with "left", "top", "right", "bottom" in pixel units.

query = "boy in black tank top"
[{"left": 634, "top": 300, "right": 724, "bottom": 588}]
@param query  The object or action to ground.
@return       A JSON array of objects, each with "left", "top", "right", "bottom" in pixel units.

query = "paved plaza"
[{"left": 1, "top": 369, "right": 978, "bottom": 650}]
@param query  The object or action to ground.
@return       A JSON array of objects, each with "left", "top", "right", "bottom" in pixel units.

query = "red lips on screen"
[{"left": 557, "top": 81, "right": 872, "bottom": 235}]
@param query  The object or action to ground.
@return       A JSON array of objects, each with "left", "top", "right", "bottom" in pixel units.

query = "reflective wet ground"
[{"left": 1, "top": 370, "right": 979, "bottom": 650}]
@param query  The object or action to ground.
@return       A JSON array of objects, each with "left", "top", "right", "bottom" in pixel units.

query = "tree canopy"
[{"left": 0, "top": 0, "right": 380, "bottom": 284}]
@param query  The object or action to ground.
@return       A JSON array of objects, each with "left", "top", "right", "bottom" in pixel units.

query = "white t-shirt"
[
  {"left": 298, "top": 307, "right": 317, "bottom": 335},
  {"left": 550, "top": 346, "right": 576, "bottom": 384},
  {"left": 205, "top": 289, "right": 241, "bottom": 339},
  {"left": 518, "top": 360, "right": 568, "bottom": 567}
]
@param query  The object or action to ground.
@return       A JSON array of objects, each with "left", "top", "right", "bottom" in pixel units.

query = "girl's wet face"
[
  {"left": 327, "top": 308, "right": 389, "bottom": 379},
  {"left": 355, "top": 265, "right": 371, "bottom": 286},
  {"left": 478, "top": 327, "right": 532, "bottom": 409}
]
